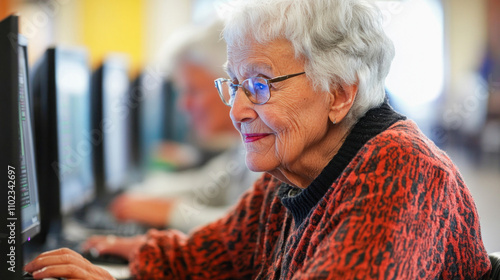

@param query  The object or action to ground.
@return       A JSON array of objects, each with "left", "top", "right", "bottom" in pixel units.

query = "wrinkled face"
[
  {"left": 175, "top": 61, "right": 233, "bottom": 140},
  {"left": 227, "top": 38, "right": 333, "bottom": 176}
]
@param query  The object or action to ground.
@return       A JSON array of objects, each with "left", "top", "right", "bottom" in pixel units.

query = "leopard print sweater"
[{"left": 130, "top": 103, "right": 491, "bottom": 279}]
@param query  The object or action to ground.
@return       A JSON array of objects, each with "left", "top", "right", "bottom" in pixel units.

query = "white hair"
[
  {"left": 160, "top": 19, "right": 227, "bottom": 78},
  {"left": 220, "top": 0, "right": 394, "bottom": 125}
]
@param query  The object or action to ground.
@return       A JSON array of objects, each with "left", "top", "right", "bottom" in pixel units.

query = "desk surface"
[{"left": 96, "top": 264, "right": 131, "bottom": 280}]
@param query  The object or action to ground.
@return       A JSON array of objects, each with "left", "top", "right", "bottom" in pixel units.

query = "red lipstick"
[{"left": 243, "top": 133, "right": 270, "bottom": 143}]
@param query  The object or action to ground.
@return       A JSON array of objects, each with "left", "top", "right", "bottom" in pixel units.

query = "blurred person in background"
[
  {"left": 25, "top": 0, "right": 491, "bottom": 279},
  {"left": 109, "top": 20, "right": 261, "bottom": 233}
]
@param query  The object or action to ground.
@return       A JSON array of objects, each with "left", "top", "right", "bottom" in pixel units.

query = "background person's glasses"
[{"left": 214, "top": 72, "right": 305, "bottom": 106}]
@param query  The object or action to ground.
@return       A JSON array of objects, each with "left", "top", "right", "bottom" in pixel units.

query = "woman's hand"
[
  {"left": 24, "top": 248, "right": 114, "bottom": 280},
  {"left": 81, "top": 234, "right": 147, "bottom": 261}
]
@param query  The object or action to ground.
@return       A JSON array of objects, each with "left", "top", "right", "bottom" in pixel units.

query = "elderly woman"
[{"left": 25, "top": 0, "right": 491, "bottom": 279}]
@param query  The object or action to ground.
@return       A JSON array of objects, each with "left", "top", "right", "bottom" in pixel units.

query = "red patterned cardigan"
[{"left": 130, "top": 103, "right": 491, "bottom": 280}]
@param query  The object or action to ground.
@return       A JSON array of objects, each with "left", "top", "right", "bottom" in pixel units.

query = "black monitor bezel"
[{"left": 0, "top": 14, "right": 29, "bottom": 280}]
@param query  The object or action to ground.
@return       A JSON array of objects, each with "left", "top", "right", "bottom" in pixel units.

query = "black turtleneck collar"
[{"left": 279, "top": 98, "right": 406, "bottom": 227}]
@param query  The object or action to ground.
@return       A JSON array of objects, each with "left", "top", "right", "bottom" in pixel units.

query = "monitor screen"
[
  {"left": 18, "top": 38, "right": 41, "bottom": 243},
  {"left": 54, "top": 48, "right": 94, "bottom": 214},
  {"left": 104, "top": 57, "right": 131, "bottom": 192}
]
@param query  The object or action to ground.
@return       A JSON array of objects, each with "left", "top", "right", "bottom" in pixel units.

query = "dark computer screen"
[{"left": 92, "top": 55, "right": 131, "bottom": 194}]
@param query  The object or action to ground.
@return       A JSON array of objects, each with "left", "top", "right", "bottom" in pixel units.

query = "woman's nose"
[{"left": 230, "top": 88, "right": 257, "bottom": 124}]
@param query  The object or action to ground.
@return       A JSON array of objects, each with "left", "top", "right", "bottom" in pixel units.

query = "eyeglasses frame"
[{"left": 214, "top": 71, "right": 306, "bottom": 106}]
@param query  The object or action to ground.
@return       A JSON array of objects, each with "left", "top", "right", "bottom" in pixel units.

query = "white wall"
[{"left": 443, "top": 0, "right": 488, "bottom": 103}]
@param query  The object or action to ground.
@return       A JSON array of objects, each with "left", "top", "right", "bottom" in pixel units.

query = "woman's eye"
[{"left": 255, "top": 83, "right": 267, "bottom": 90}]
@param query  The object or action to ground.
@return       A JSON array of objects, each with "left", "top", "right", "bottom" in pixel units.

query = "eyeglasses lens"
[{"left": 243, "top": 77, "right": 270, "bottom": 104}]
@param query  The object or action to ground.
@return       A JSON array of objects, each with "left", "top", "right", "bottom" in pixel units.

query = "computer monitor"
[
  {"left": 129, "top": 75, "right": 141, "bottom": 176},
  {"left": 91, "top": 55, "right": 132, "bottom": 195},
  {"left": 30, "top": 47, "right": 94, "bottom": 242},
  {"left": 130, "top": 73, "right": 166, "bottom": 173},
  {"left": 130, "top": 73, "right": 191, "bottom": 173},
  {"left": 128, "top": 73, "right": 150, "bottom": 182},
  {"left": 0, "top": 15, "right": 41, "bottom": 279}
]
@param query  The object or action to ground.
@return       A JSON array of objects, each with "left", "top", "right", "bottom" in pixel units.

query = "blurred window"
[{"left": 378, "top": 0, "right": 444, "bottom": 106}]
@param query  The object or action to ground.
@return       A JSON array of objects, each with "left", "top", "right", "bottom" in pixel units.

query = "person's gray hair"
[
  {"left": 220, "top": 0, "right": 394, "bottom": 126},
  {"left": 161, "top": 19, "right": 227, "bottom": 78}
]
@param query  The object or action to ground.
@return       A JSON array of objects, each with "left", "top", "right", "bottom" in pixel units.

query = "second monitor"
[
  {"left": 91, "top": 55, "right": 133, "bottom": 196},
  {"left": 30, "top": 47, "right": 95, "bottom": 243}
]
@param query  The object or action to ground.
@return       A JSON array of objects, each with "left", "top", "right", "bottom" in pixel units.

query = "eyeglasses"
[{"left": 214, "top": 71, "right": 305, "bottom": 106}]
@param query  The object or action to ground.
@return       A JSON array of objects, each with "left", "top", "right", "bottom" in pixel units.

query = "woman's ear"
[{"left": 328, "top": 83, "right": 358, "bottom": 124}]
